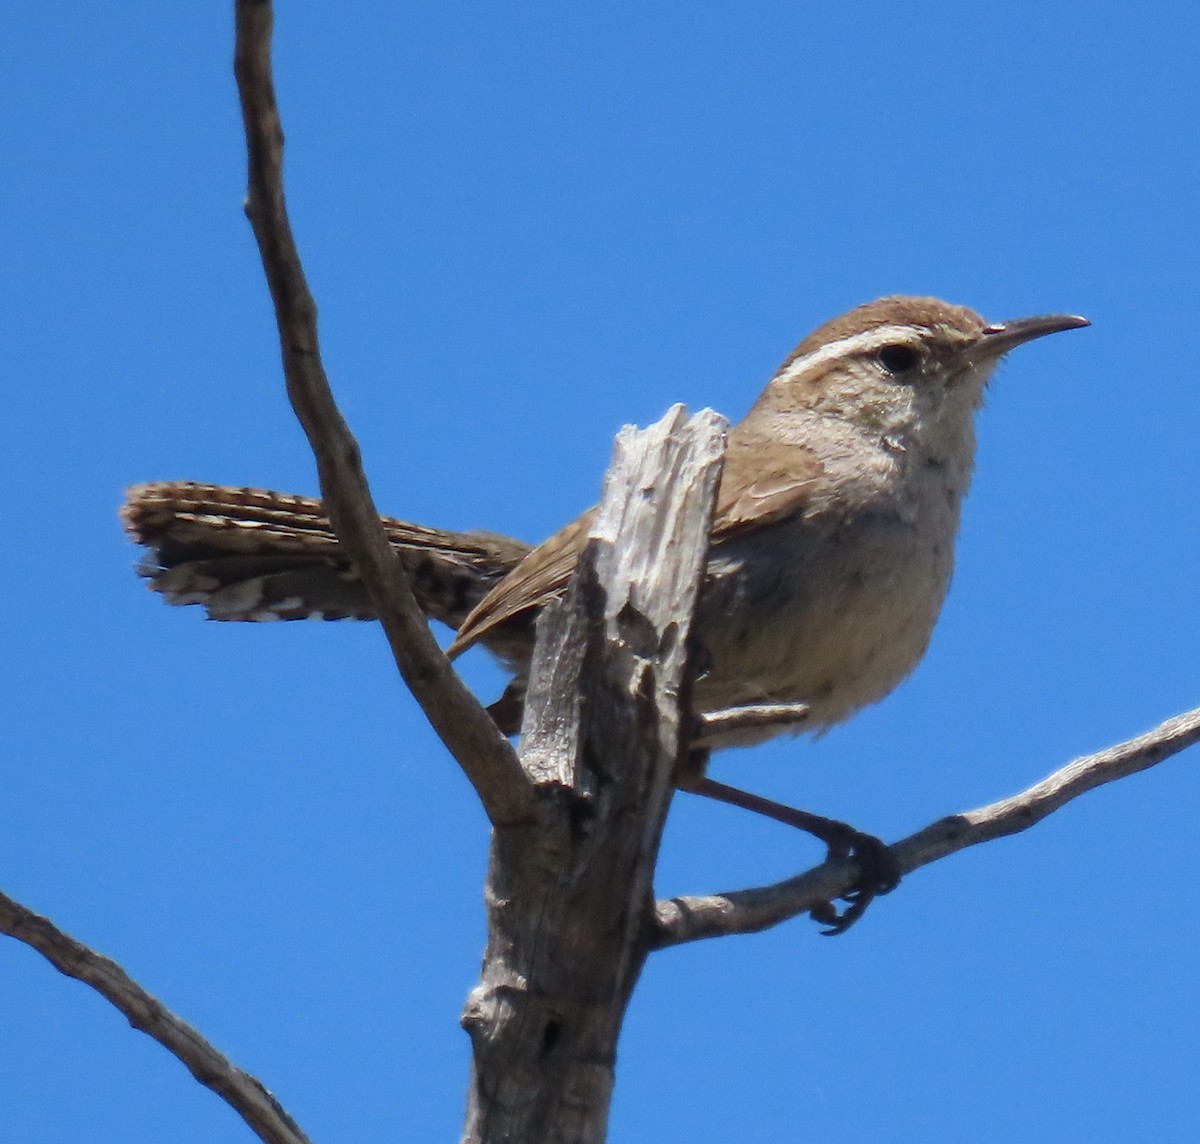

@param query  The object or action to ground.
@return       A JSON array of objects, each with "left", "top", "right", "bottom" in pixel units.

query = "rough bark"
[{"left": 460, "top": 406, "right": 727, "bottom": 1144}]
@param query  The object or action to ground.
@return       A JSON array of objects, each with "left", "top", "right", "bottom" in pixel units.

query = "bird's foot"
[
  {"left": 684, "top": 776, "right": 900, "bottom": 935},
  {"left": 808, "top": 825, "right": 901, "bottom": 936}
]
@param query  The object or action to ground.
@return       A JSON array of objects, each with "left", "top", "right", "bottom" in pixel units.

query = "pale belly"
[{"left": 693, "top": 508, "right": 956, "bottom": 738}]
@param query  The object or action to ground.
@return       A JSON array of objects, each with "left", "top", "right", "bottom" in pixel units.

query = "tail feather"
[{"left": 122, "top": 481, "right": 532, "bottom": 627}]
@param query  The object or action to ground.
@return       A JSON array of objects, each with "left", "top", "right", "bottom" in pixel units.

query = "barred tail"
[{"left": 121, "top": 482, "right": 531, "bottom": 627}]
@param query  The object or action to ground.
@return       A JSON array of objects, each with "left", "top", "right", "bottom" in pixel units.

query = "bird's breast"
[{"left": 694, "top": 462, "right": 964, "bottom": 739}]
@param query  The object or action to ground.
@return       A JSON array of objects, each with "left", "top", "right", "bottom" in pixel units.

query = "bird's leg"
[
  {"left": 677, "top": 749, "right": 900, "bottom": 935},
  {"left": 485, "top": 681, "right": 525, "bottom": 737}
]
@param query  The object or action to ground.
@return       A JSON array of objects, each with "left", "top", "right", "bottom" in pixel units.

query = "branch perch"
[
  {"left": 232, "top": 0, "right": 532, "bottom": 826},
  {"left": 461, "top": 406, "right": 727, "bottom": 1144},
  {"left": 654, "top": 704, "right": 1200, "bottom": 947}
]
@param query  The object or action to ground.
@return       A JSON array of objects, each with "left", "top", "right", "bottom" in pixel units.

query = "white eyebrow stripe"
[{"left": 774, "top": 325, "right": 927, "bottom": 384}]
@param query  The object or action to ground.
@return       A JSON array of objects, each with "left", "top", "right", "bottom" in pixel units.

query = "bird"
[{"left": 122, "top": 295, "right": 1088, "bottom": 929}]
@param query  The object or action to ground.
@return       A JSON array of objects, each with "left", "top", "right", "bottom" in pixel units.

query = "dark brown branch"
[
  {"left": 231, "top": 0, "right": 532, "bottom": 826},
  {"left": 654, "top": 703, "right": 1200, "bottom": 947},
  {"left": 0, "top": 890, "right": 311, "bottom": 1144}
]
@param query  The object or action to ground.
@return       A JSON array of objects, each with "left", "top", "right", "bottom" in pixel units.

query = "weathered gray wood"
[
  {"left": 461, "top": 405, "right": 728, "bottom": 1144},
  {"left": 516, "top": 589, "right": 588, "bottom": 789}
]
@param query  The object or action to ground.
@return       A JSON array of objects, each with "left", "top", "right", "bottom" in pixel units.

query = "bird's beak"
[{"left": 976, "top": 313, "right": 1090, "bottom": 358}]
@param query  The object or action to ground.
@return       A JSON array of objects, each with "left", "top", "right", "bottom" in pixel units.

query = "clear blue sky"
[{"left": 4, "top": 4, "right": 1199, "bottom": 1141}]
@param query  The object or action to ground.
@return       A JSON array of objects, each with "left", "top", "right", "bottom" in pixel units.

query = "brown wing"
[
  {"left": 447, "top": 420, "right": 825, "bottom": 655},
  {"left": 447, "top": 511, "right": 594, "bottom": 656},
  {"left": 710, "top": 422, "right": 826, "bottom": 532}
]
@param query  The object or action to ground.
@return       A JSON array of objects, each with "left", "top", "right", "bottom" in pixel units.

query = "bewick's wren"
[
  {"left": 125, "top": 294, "right": 1087, "bottom": 736},
  {"left": 123, "top": 295, "right": 1087, "bottom": 927}
]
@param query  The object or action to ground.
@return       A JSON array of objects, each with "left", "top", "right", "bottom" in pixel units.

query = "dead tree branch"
[
  {"left": 461, "top": 406, "right": 727, "bottom": 1144},
  {"left": 654, "top": 704, "right": 1200, "bottom": 947},
  {"left": 231, "top": 0, "right": 532, "bottom": 827},
  {"left": 0, "top": 890, "right": 311, "bottom": 1144}
]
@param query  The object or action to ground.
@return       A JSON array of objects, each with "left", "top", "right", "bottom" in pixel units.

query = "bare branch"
[
  {"left": 231, "top": 0, "right": 532, "bottom": 826},
  {"left": 654, "top": 704, "right": 1200, "bottom": 947},
  {"left": 0, "top": 890, "right": 311, "bottom": 1144}
]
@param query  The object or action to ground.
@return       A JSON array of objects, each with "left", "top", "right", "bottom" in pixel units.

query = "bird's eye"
[{"left": 877, "top": 344, "right": 920, "bottom": 375}]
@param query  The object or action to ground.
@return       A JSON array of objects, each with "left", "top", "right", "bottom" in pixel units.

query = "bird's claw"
[{"left": 812, "top": 829, "right": 900, "bottom": 936}]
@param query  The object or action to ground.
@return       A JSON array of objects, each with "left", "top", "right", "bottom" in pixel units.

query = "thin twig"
[
  {"left": 231, "top": 0, "right": 532, "bottom": 826},
  {"left": 653, "top": 704, "right": 1200, "bottom": 947},
  {"left": 0, "top": 891, "right": 311, "bottom": 1144},
  {"left": 693, "top": 702, "right": 811, "bottom": 745}
]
